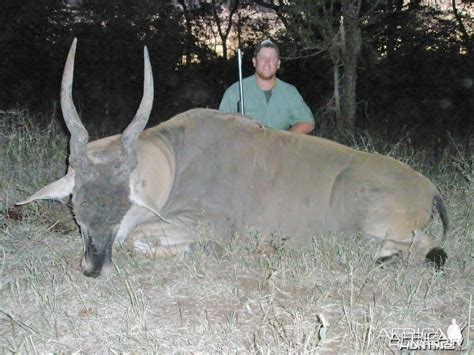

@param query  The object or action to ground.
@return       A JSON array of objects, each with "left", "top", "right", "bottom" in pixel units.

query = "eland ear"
[{"left": 16, "top": 171, "right": 75, "bottom": 205}]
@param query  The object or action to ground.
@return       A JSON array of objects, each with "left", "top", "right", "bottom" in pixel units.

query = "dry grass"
[{"left": 1, "top": 111, "right": 473, "bottom": 352}]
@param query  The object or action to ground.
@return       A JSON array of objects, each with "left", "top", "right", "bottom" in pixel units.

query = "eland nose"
[
  {"left": 83, "top": 268, "right": 101, "bottom": 278},
  {"left": 81, "top": 255, "right": 113, "bottom": 278}
]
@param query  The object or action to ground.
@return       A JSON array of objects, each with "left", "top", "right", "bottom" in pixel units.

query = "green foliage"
[
  {"left": 66, "top": 0, "right": 185, "bottom": 132},
  {"left": 0, "top": 0, "right": 471, "bottom": 146},
  {"left": 0, "top": 0, "right": 185, "bottom": 131},
  {"left": 0, "top": 0, "right": 65, "bottom": 108},
  {"left": 359, "top": 4, "right": 472, "bottom": 136},
  {"left": 274, "top": 1, "right": 472, "bottom": 146}
]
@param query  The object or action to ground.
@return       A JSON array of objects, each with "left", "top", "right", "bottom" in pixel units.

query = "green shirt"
[{"left": 218, "top": 75, "right": 314, "bottom": 130}]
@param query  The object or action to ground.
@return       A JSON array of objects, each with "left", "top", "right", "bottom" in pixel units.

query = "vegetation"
[
  {"left": 0, "top": 0, "right": 472, "bottom": 146},
  {"left": 1, "top": 109, "right": 472, "bottom": 352}
]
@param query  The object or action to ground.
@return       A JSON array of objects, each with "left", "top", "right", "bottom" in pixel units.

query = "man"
[{"left": 219, "top": 39, "right": 315, "bottom": 134}]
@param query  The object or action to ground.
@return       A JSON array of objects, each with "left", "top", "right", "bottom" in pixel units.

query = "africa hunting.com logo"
[{"left": 377, "top": 319, "right": 469, "bottom": 351}]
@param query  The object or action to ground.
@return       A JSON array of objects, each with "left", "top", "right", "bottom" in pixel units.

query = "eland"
[{"left": 18, "top": 39, "right": 448, "bottom": 277}]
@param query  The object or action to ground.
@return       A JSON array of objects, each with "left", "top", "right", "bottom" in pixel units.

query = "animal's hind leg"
[
  {"left": 127, "top": 222, "right": 198, "bottom": 258},
  {"left": 415, "top": 231, "right": 447, "bottom": 268},
  {"left": 362, "top": 218, "right": 413, "bottom": 262},
  {"left": 375, "top": 230, "right": 446, "bottom": 267},
  {"left": 362, "top": 204, "right": 447, "bottom": 266},
  {"left": 375, "top": 239, "right": 403, "bottom": 262}
]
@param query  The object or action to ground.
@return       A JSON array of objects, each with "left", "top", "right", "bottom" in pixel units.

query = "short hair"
[{"left": 253, "top": 39, "right": 280, "bottom": 58}]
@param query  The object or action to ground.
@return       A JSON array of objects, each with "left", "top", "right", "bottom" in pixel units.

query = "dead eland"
[{"left": 18, "top": 39, "right": 448, "bottom": 277}]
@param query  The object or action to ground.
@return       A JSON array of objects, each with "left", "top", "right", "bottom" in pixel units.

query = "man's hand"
[{"left": 289, "top": 122, "right": 315, "bottom": 135}]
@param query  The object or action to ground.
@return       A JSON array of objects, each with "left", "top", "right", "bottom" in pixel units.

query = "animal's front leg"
[{"left": 127, "top": 222, "right": 197, "bottom": 258}]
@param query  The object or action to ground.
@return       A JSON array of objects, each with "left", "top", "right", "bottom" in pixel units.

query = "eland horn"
[
  {"left": 61, "top": 38, "right": 93, "bottom": 175},
  {"left": 120, "top": 46, "right": 154, "bottom": 171}
]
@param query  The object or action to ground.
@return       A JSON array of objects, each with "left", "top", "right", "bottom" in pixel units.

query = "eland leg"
[
  {"left": 363, "top": 215, "right": 447, "bottom": 268},
  {"left": 128, "top": 222, "right": 198, "bottom": 258},
  {"left": 374, "top": 231, "right": 446, "bottom": 268}
]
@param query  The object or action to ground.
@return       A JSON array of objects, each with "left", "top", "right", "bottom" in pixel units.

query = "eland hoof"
[{"left": 425, "top": 247, "right": 447, "bottom": 269}]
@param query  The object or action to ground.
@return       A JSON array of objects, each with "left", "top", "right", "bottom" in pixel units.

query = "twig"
[{"left": 0, "top": 309, "right": 52, "bottom": 341}]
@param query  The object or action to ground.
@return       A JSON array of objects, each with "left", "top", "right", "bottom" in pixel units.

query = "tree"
[
  {"left": 255, "top": 0, "right": 365, "bottom": 132},
  {"left": 177, "top": 0, "right": 199, "bottom": 65},
  {"left": 452, "top": 0, "right": 473, "bottom": 56},
  {"left": 212, "top": 0, "right": 240, "bottom": 60}
]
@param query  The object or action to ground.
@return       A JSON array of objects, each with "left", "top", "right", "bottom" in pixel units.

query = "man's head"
[
  {"left": 253, "top": 39, "right": 280, "bottom": 59},
  {"left": 253, "top": 39, "right": 281, "bottom": 81}
]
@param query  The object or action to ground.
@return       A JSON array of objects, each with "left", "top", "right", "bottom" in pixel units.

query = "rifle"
[{"left": 237, "top": 48, "right": 245, "bottom": 115}]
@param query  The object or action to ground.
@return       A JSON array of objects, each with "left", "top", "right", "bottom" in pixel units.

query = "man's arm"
[
  {"left": 289, "top": 122, "right": 315, "bottom": 134},
  {"left": 219, "top": 85, "right": 238, "bottom": 113},
  {"left": 286, "top": 85, "right": 314, "bottom": 134}
]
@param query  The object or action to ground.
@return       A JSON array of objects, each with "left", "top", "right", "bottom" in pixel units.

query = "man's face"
[{"left": 253, "top": 47, "right": 281, "bottom": 81}]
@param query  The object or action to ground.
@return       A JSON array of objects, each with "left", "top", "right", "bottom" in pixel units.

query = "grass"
[{"left": 1, "top": 110, "right": 472, "bottom": 352}]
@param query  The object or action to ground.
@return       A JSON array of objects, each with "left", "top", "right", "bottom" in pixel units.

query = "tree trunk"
[
  {"left": 177, "top": 0, "right": 193, "bottom": 65},
  {"left": 212, "top": 0, "right": 239, "bottom": 60},
  {"left": 333, "top": 62, "right": 341, "bottom": 121},
  {"left": 452, "top": 0, "right": 472, "bottom": 56},
  {"left": 339, "top": 0, "right": 362, "bottom": 131},
  {"left": 386, "top": 0, "right": 403, "bottom": 63}
]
